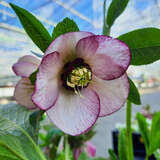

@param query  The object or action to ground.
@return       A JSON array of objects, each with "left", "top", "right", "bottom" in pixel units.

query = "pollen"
[{"left": 67, "top": 67, "right": 92, "bottom": 90}]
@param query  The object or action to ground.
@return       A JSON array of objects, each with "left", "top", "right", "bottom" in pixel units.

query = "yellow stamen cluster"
[{"left": 66, "top": 67, "right": 92, "bottom": 94}]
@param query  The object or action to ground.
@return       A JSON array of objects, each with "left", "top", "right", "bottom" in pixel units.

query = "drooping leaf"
[
  {"left": 106, "top": 0, "right": 129, "bottom": 28},
  {"left": 149, "top": 112, "right": 160, "bottom": 155},
  {"left": 10, "top": 3, "right": 52, "bottom": 53},
  {"left": 136, "top": 113, "right": 150, "bottom": 153},
  {"left": 118, "top": 129, "right": 127, "bottom": 160},
  {"left": 108, "top": 149, "right": 118, "bottom": 160},
  {"left": 128, "top": 77, "right": 141, "bottom": 105},
  {"left": 118, "top": 28, "right": 160, "bottom": 65},
  {"left": 52, "top": 17, "right": 79, "bottom": 40},
  {"left": 0, "top": 103, "right": 40, "bottom": 143},
  {"left": 0, "top": 116, "right": 46, "bottom": 160}
]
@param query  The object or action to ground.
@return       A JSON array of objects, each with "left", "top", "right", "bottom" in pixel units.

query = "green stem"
[
  {"left": 102, "top": 0, "right": 110, "bottom": 36},
  {"left": 145, "top": 154, "right": 149, "bottom": 160},
  {"left": 126, "top": 100, "right": 134, "bottom": 160},
  {"left": 65, "top": 135, "right": 70, "bottom": 160}
]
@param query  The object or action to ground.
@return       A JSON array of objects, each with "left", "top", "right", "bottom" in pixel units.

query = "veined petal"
[
  {"left": 32, "top": 52, "right": 61, "bottom": 110},
  {"left": 12, "top": 55, "right": 40, "bottom": 78},
  {"left": 14, "top": 78, "right": 36, "bottom": 109},
  {"left": 45, "top": 32, "right": 93, "bottom": 64},
  {"left": 46, "top": 88, "right": 100, "bottom": 136},
  {"left": 90, "top": 74, "right": 129, "bottom": 117},
  {"left": 76, "top": 35, "right": 131, "bottom": 80}
]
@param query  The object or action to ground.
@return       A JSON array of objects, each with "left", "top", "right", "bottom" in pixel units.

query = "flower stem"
[
  {"left": 65, "top": 135, "right": 70, "bottom": 160},
  {"left": 126, "top": 100, "right": 134, "bottom": 160},
  {"left": 145, "top": 155, "right": 149, "bottom": 160}
]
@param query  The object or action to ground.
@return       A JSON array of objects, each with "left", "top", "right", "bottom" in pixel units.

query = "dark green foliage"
[
  {"left": 136, "top": 113, "right": 150, "bottom": 153},
  {"left": 128, "top": 77, "right": 141, "bottom": 105},
  {"left": 0, "top": 103, "right": 39, "bottom": 142},
  {"left": 10, "top": 3, "right": 52, "bottom": 53},
  {"left": 108, "top": 149, "right": 118, "bottom": 160},
  {"left": 29, "top": 70, "right": 38, "bottom": 85},
  {"left": 149, "top": 112, "right": 160, "bottom": 155},
  {"left": 107, "top": 0, "right": 129, "bottom": 27},
  {"left": 68, "top": 126, "right": 96, "bottom": 149},
  {"left": 52, "top": 17, "right": 79, "bottom": 40},
  {"left": 0, "top": 108, "right": 46, "bottom": 160},
  {"left": 118, "top": 28, "right": 160, "bottom": 65}
]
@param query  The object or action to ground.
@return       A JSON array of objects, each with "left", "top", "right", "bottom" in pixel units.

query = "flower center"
[{"left": 61, "top": 58, "right": 92, "bottom": 93}]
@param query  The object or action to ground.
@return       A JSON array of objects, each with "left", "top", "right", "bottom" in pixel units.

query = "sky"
[{"left": 1, "top": 0, "right": 160, "bottom": 78}]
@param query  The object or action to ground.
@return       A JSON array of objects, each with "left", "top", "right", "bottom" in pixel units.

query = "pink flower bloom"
[
  {"left": 73, "top": 141, "right": 96, "bottom": 160},
  {"left": 13, "top": 55, "right": 40, "bottom": 109},
  {"left": 85, "top": 141, "right": 96, "bottom": 157},
  {"left": 13, "top": 32, "right": 131, "bottom": 135},
  {"left": 73, "top": 148, "right": 83, "bottom": 160}
]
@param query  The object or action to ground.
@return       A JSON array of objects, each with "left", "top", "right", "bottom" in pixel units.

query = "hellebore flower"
[
  {"left": 13, "top": 55, "right": 40, "bottom": 109},
  {"left": 85, "top": 141, "right": 96, "bottom": 157},
  {"left": 13, "top": 32, "right": 130, "bottom": 136},
  {"left": 74, "top": 141, "right": 96, "bottom": 160}
]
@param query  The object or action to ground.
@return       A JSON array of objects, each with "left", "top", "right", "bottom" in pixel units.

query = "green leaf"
[
  {"left": 106, "top": 0, "right": 129, "bottom": 28},
  {"left": 149, "top": 112, "right": 160, "bottom": 155},
  {"left": 128, "top": 77, "right": 141, "bottom": 105},
  {"left": 78, "top": 152, "right": 90, "bottom": 160},
  {"left": 118, "top": 28, "right": 160, "bottom": 65},
  {"left": 0, "top": 103, "right": 40, "bottom": 143},
  {"left": 93, "top": 158, "right": 106, "bottom": 160},
  {"left": 29, "top": 110, "right": 44, "bottom": 143},
  {"left": 0, "top": 116, "right": 46, "bottom": 160},
  {"left": 108, "top": 149, "right": 118, "bottom": 160},
  {"left": 52, "top": 17, "right": 79, "bottom": 40},
  {"left": 118, "top": 129, "right": 127, "bottom": 160},
  {"left": 0, "top": 145, "right": 18, "bottom": 160},
  {"left": 136, "top": 113, "right": 150, "bottom": 154},
  {"left": 10, "top": 3, "right": 52, "bottom": 53},
  {"left": 29, "top": 70, "right": 38, "bottom": 85}
]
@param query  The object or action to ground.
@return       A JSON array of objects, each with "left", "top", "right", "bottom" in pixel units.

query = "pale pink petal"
[
  {"left": 76, "top": 35, "right": 131, "bottom": 80},
  {"left": 46, "top": 88, "right": 100, "bottom": 136},
  {"left": 12, "top": 55, "right": 40, "bottom": 78},
  {"left": 32, "top": 52, "right": 61, "bottom": 110},
  {"left": 74, "top": 148, "right": 82, "bottom": 160},
  {"left": 18, "top": 55, "right": 40, "bottom": 65},
  {"left": 85, "top": 141, "right": 96, "bottom": 157},
  {"left": 45, "top": 32, "right": 93, "bottom": 64},
  {"left": 90, "top": 74, "right": 129, "bottom": 117},
  {"left": 14, "top": 78, "right": 36, "bottom": 109}
]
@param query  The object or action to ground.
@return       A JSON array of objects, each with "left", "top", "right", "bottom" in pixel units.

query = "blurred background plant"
[
  {"left": 38, "top": 114, "right": 102, "bottom": 160},
  {"left": 110, "top": 104, "right": 160, "bottom": 160}
]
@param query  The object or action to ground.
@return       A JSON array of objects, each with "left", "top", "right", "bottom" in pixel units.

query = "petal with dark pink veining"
[
  {"left": 45, "top": 31, "right": 93, "bottom": 64},
  {"left": 12, "top": 55, "right": 40, "bottom": 78},
  {"left": 14, "top": 78, "right": 36, "bottom": 109},
  {"left": 76, "top": 35, "right": 131, "bottom": 80},
  {"left": 32, "top": 52, "right": 61, "bottom": 110},
  {"left": 46, "top": 88, "right": 100, "bottom": 136},
  {"left": 90, "top": 74, "right": 129, "bottom": 117}
]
